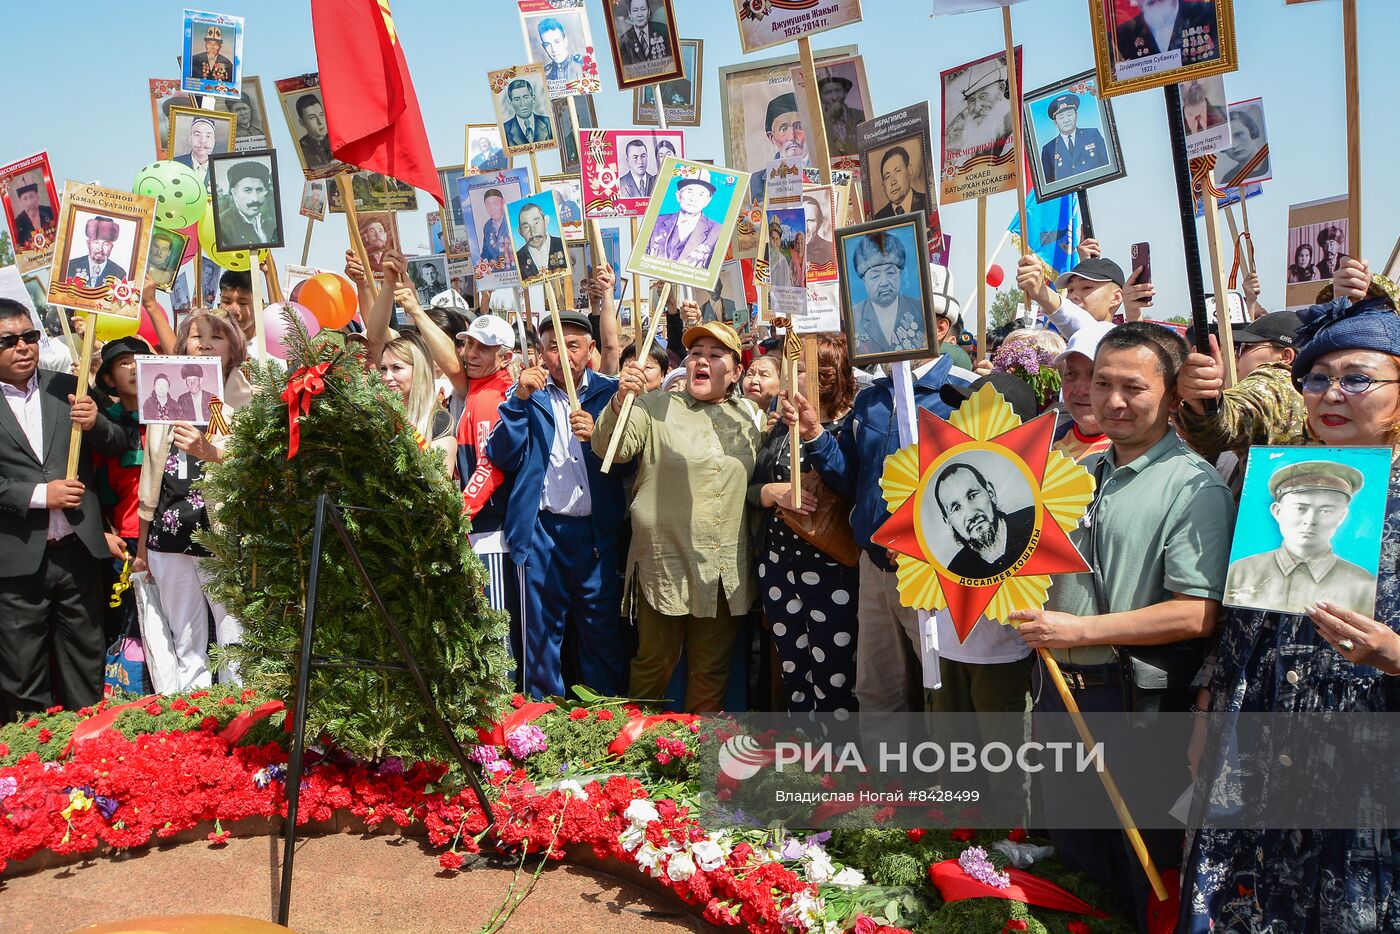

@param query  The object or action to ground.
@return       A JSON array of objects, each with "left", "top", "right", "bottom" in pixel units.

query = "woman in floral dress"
[
  {"left": 1181, "top": 288, "right": 1400, "bottom": 931},
  {"left": 133, "top": 310, "right": 252, "bottom": 691}
]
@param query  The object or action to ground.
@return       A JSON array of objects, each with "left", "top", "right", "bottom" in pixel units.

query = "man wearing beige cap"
[{"left": 1225, "top": 461, "right": 1377, "bottom": 616}]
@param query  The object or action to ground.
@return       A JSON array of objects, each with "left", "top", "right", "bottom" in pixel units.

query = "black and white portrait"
[{"left": 924, "top": 451, "right": 1039, "bottom": 582}]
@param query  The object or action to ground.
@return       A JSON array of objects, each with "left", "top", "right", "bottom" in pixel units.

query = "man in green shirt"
[{"left": 1009, "top": 322, "right": 1236, "bottom": 931}]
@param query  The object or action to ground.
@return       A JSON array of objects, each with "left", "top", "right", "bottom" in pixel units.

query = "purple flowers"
[
  {"left": 958, "top": 845, "right": 1010, "bottom": 889},
  {"left": 505, "top": 724, "right": 548, "bottom": 759},
  {"left": 468, "top": 744, "right": 501, "bottom": 765},
  {"left": 159, "top": 509, "right": 180, "bottom": 534},
  {"left": 186, "top": 491, "right": 206, "bottom": 510}
]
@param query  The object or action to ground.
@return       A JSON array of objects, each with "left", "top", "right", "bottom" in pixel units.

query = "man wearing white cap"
[
  {"left": 944, "top": 58, "right": 1012, "bottom": 168},
  {"left": 455, "top": 313, "right": 519, "bottom": 639},
  {"left": 647, "top": 172, "right": 722, "bottom": 268}
]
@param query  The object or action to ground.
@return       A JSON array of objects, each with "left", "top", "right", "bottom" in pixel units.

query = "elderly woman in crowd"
[
  {"left": 133, "top": 310, "right": 251, "bottom": 690},
  {"left": 750, "top": 334, "right": 859, "bottom": 713},
  {"left": 1181, "top": 268, "right": 1400, "bottom": 931},
  {"left": 742, "top": 353, "right": 783, "bottom": 414},
  {"left": 592, "top": 320, "right": 763, "bottom": 712}
]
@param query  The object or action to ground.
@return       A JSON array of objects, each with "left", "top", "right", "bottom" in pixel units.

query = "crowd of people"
[{"left": 3, "top": 226, "right": 1400, "bottom": 929}]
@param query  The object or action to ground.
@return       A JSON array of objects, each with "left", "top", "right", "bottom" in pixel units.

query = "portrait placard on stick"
[
  {"left": 628, "top": 157, "right": 748, "bottom": 291},
  {"left": 837, "top": 214, "right": 935, "bottom": 367},
  {"left": 1022, "top": 70, "right": 1126, "bottom": 201},
  {"left": 939, "top": 48, "right": 1023, "bottom": 207},
  {"left": 507, "top": 191, "right": 572, "bottom": 287},
  {"left": 181, "top": 9, "right": 243, "bottom": 99},
  {"left": 146, "top": 228, "right": 189, "bottom": 292},
  {"left": 462, "top": 167, "right": 534, "bottom": 290},
  {"left": 1180, "top": 75, "right": 1232, "bottom": 159},
  {"left": 274, "top": 74, "right": 351, "bottom": 180},
  {"left": 581, "top": 129, "right": 686, "bottom": 218},
  {"left": 857, "top": 102, "right": 943, "bottom": 250},
  {"left": 1285, "top": 195, "right": 1348, "bottom": 307},
  {"left": 0, "top": 151, "right": 60, "bottom": 276},
  {"left": 327, "top": 171, "right": 418, "bottom": 214},
  {"left": 355, "top": 212, "right": 400, "bottom": 282},
  {"left": 149, "top": 79, "right": 196, "bottom": 160},
  {"left": 490, "top": 64, "right": 560, "bottom": 157},
  {"left": 789, "top": 53, "right": 872, "bottom": 173},
  {"left": 209, "top": 149, "right": 284, "bottom": 252},
  {"left": 437, "top": 164, "right": 473, "bottom": 259},
  {"left": 167, "top": 106, "right": 235, "bottom": 184},
  {"left": 135, "top": 354, "right": 224, "bottom": 426},
  {"left": 540, "top": 174, "right": 585, "bottom": 242},
  {"left": 798, "top": 184, "right": 842, "bottom": 333},
  {"left": 1089, "top": 0, "right": 1239, "bottom": 99},
  {"left": 731, "top": 0, "right": 863, "bottom": 55},
  {"left": 1216, "top": 97, "right": 1271, "bottom": 189},
  {"left": 225, "top": 76, "right": 270, "bottom": 151},
  {"left": 48, "top": 182, "right": 155, "bottom": 318},
  {"left": 518, "top": 0, "right": 601, "bottom": 98},
  {"left": 634, "top": 39, "right": 703, "bottom": 127},
  {"left": 299, "top": 180, "right": 327, "bottom": 221},
  {"left": 602, "top": 0, "right": 684, "bottom": 90},
  {"left": 758, "top": 158, "right": 807, "bottom": 321},
  {"left": 465, "top": 124, "right": 510, "bottom": 176}
]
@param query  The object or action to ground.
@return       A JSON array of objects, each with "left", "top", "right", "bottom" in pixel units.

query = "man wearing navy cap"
[
  {"left": 1039, "top": 93, "right": 1108, "bottom": 183},
  {"left": 217, "top": 160, "right": 277, "bottom": 247}
]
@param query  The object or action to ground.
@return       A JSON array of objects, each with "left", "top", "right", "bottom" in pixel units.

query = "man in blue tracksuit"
[
  {"left": 783, "top": 354, "right": 971, "bottom": 711},
  {"left": 487, "top": 310, "right": 630, "bottom": 699}
]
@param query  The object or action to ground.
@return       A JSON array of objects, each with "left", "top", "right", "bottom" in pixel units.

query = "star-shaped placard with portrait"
[{"left": 873, "top": 384, "right": 1096, "bottom": 642}]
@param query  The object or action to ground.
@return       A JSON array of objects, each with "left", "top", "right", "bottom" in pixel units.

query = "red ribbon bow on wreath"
[{"left": 281, "top": 361, "right": 332, "bottom": 459}]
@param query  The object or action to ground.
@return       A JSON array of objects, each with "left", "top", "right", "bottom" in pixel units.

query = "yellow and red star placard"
[{"left": 873, "top": 384, "right": 1096, "bottom": 642}]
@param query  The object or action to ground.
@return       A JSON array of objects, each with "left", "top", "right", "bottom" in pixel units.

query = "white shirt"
[
  {"left": 538, "top": 371, "right": 592, "bottom": 517},
  {"left": 515, "top": 116, "right": 536, "bottom": 142},
  {"left": 673, "top": 212, "right": 701, "bottom": 243},
  {"left": 2, "top": 374, "right": 76, "bottom": 541},
  {"left": 527, "top": 240, "right": 552, "bottom": 274}
]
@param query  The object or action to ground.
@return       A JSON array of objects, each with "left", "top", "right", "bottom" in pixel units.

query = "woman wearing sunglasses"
[
  {"left": 134, "top": 309, "right": 252, "bottom": 691},
  {"left": 1180, "top": 258, "right": 1400, "bottom": 932}
]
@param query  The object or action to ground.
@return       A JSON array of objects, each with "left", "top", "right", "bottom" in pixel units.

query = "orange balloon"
[{"left": 294, "top": 273, "right": 358, "bottom": 330}]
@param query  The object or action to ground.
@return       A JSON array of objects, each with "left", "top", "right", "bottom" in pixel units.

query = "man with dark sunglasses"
[{"left": 0, "top": 297, "right": 128, "bottom": 721}]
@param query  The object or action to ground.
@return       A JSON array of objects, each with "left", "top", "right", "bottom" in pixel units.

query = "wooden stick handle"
[
  {"left": 1037, "top": 648, "right": 1168, "bottom": 902},
  {"left": 301, "top": 217, "right": 315, "bottom": 266},
  {"left": 798, "top": 37, "right": 833, "bottom": 185},
  {"left": 1002, "top": 7, "right": 1030, "bottom": 316},
  {"left": 66, "top": 314, "right": 98, "bottom": 480},
  {"left": 336, "top": 175, "right": 378, "bottom": 305},
  {"left": 263, "top": 250, "right": 285, "bottom": 305},
  {"left": 1343, "top": 0, "right": 1362, "bottom": 258},
  {"left": 976, "top": 197, "right": 988, "bottom": 361},
  {"left": 1201, "top": 167, "right": 1237, "bottom": 385},
  {"left": 600, "top": 281, "right": 671, "bottom": 474},
  {"left": 653, "top": 84, "right": 668, "bottom": 131},
  {"left": 543, "top": 278, "right": 579, "bottom": 410}
]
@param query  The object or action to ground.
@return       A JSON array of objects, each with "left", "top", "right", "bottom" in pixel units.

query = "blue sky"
[{"left": 1, "top": 0, "right": 1393, "bottom": 324}]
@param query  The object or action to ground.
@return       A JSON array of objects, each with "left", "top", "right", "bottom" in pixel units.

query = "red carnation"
[
  {"left": 23, "top": 717, "right": 38, "bottom": 729},
  {"left": 1002, "top": 922, "right": 1029, "bottom": 933},
  {"left": 1067, "top": 923, "right": 1091, "bottom": 934},
  {"left": 510, "top": 694, "right": 527, "bottom": 709},
  {"left": 207, "top": 829, "right": 230, "bottom": 846},
  {"left": 143, "top": 702, "right": 162, "bottom": 716},
  {"left": 569, "top": 708, "right": 589, "bottom": 721},
  {"left": 1007, "top": 827, "right": 1028, "bottom": 843},
  {"left": 0, "top": 743, "right": 9, "bottom": 756},
  {"left": 37, "top": 728, "right": 53, "bottom": 744},
  {"left": 438, "top": 849, "right": 464, "bottom": 871},
  {"left": 200, "top": 716, "right": 220, "bottom": 732},
  {"left": 45, "top": 705, "right": 63, "bottom": 714},
  {"left": 951, "top": 827, "right": 975, "bottom": 842},
  {"left": 906, "top": 828, "right": 925, "bottom": 843},
  {"left": 190, "top": 690, "right": 209, "bottom": 699},
  {"left": 171, "top": 698, "right": 190, "bottom": 711},
  {"left": 597, "top": 709, "right": 614, "bottom": 721}
]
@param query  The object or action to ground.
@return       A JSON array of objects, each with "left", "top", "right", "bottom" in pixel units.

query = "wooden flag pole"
[
  {"left": 796, "top": 34, "right": 829, "bottom": 408},
  {"left": 1343, "top": 0, "right": 1362, "bottom": 258},
  {"left": 1201, "top": 167, "right": 1238, "bottom": 386},
  {"left": 977, "top": 197, "right": 988, "bottom": 359},
  {"left": 65, "top": 313, "right": 98, "bottom": 480},
  {"left": 601, "top": 281, "right": 672, "bottom": 473},
  {"left": 1002, "top": 7, "right": 1030, "bottom": 317},
  {"left": 300, "top": 216, "right": 316, "bottom": 266},
  {"left": 335, "top": 174, "right": 378, "bottom": 305},
  {"left": 542, "top": 276, "right": 579, "bottom": 410},
  {"left": 654, "top": 84, "right": 669, "bottom": 131},
  {"left": 1037, "top": 648, "right": 1168, "bottom": 902}
]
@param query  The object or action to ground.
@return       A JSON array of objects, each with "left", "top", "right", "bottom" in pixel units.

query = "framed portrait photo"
[
  {"left": 1216, "top": 97, "right": 1271, "bottom": 189},
  {"left": 464, "top": 123, "right": 511, "bottom": 176},
  {"left": 1022, "top": 70, "right": 1127, "bottom": 201},
  {"left": 299, "top": 179, "right": 327, "bottom": 221},
  {"left": 166, "top": 106, "right": 236, "bottom": 183},
  {"left": 581, "top": 129, "right": 686, "bottom": 219},
  {"left": 540, "top": 173, "right": 586, "bottom": 242},
  {"left": 1090, "top": 0, "right": 1239, "bottom": 99},
  {"left": 461, "top": 167, "right": 533, "bottom": 290},
  {"left": 633, "top": 39, "right": 703, "bottom": 127},
  {"left": 328, "top": 170, "right": 418, "bottom": 214},
  {"left": 48, "top": 182, "right": 156, "bottom": 317},
  {"left": 518, "top": 0, "right": 601, "bottom": 98},
  {"left": 1285, "top": 195, "right": 1348, "bottom": 307},
  {"left": 553, "top": 94, "right": 597, "bottom": 175},
  {"left": 1225, "top": 447, "right": 1390, "bottom": 617},
  {"left": 222, "top": 76, "right": 270, "bottom": 151},
  {"left": 149, "top": 79, "right": 197, "bottom": 160},
  {"left": 274, "top": 74, "right": 351, "bottom": 180},
  {"left": 939, "top": 48, "right": 1023, "bottom": 207},
  {"left": 135, "top": 354, "right": 223, "bottom": 426},
  {"left": 181, "top": 9, "right": 243, "bottom": 99},
  {"left": 209, "top": 149, "right": 284, "bottom": 252},
  {"left": 490, "top": 64, "right": 559, "bottom": 157},
  {"left": 426, "top": 211, "right": 445, "bottom": 254},
  {"left": 836, "top": 214, "right": 935, "bottom": 367},
  {"left": 356, "top": 212, "right": 400, "bottom": 282},
  {"left": 602, "top": 0, "right": 684, "bottom": 91},
  {"left": 437, "top": 164, "right": 472, "bottom": 258},
  {"left": 507, "top": 190, "right": 572, "bottom": 287},
  {"left": 628, "top": 157, "right": 749, "bottom": 291},
  {"left": 790, "top": 54, "right": 871, "bottom": 172},
  {"left": 407, "top": 255, "right": 451, "bottom": 307},
  {"left": 0, "top": 151, "right": 61, "bottom": 275},
  {"left": 146, "top": 227, "right": 190, "bottom": 292},
  {"left": 857, "top": 102, "right": 942, "bottom": 250},
  {"left": 732, "top": 0, "right": 862, "bottom": 55}
]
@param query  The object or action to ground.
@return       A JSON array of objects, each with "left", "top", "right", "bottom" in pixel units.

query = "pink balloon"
[
  {"left": 178, "top": 222, "right": 199, "bottom": 265},
  {"left": 261, "top": 301, "right": 321, "bottom": 360},
  {"left": 985, "top": 264, "right": 1005, "bottom": 288}
]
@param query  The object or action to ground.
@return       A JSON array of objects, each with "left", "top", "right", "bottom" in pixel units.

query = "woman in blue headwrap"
[{"left": 1181, "top": 260, "right": 1400, "bottom": 932}]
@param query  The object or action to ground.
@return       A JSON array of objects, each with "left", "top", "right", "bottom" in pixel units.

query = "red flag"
[{"left": 310, "top": 0, "right": 443, "bottom": 205}]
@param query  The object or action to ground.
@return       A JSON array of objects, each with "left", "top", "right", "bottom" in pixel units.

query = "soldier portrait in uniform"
[
  {"left": 925, "top": 452, "right": 1039, "bottom": 583},
  {"left": 518, "top": 0, "right": 597, "bottom": 98},
  {"left": 1225, "top": 452, "right": 1389, "bottom": 617},
  {"left": 181, "top": 13, "right": 244, "bottom": 99},
  {"left": 634, "top": 39, "right": 703, "bottom": 128},
  {"left": 146, "top": 227, "right": 189, "bottom": 291},
  {"left": 465, "top": 124, "right": 510, "bottom": 176},
  {"left": 604, "top": 0, "right": 683, "bottom": 90},
  {"left": 939, "top": 49, "right": 1022, "bottom": 206},
  {"left": 209, "top": 150, "right": 284, "bottom": 252},
  {"left": 1090, "top": 0, "right": 1237, "bottom": 98},
  {"left": 1023, "top": 71, "right": 1126, "bottom": 200},
  {"left": 836, "top": 214, "right": 935, "bottom": 367},
  {"left": 4, "top": 170, "right": 56, "bottom": 254}
]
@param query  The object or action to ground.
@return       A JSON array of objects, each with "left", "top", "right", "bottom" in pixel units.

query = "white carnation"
[
  {"left": 624, "top": 799, "right": 660, "bottom": 826},
  {"left": 666, "top": 850, "right": 697, "bottom": 881},
  {"left": 829, "top": 867, "right": 866, "bottom": 888},
  {"left": 690, "top": 838, "right": 726, "bottom": 872}
]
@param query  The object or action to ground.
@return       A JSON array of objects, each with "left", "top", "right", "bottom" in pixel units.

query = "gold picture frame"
[{"left": 1088, "top": 0, "right": 1238, "bottom": 100}]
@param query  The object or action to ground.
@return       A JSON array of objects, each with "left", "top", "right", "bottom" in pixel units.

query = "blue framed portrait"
[
  {"left": 461, "top": 167, "right": 532, "bottom": 290},
  {"left": 505, "top": 189, "right": 571, "bottom": 286},
  {"left": 837, "top": 214, "right": 934, "bottom": 367},
  {"left": 1022, "top": 70, "right": 1127, "bottom": 201},
  {"left": 181, "top": 10, "right": 244, "bottom": 100},
  {"left": 1224, "top": 446, "right": 1391, "bottom": 617}
]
